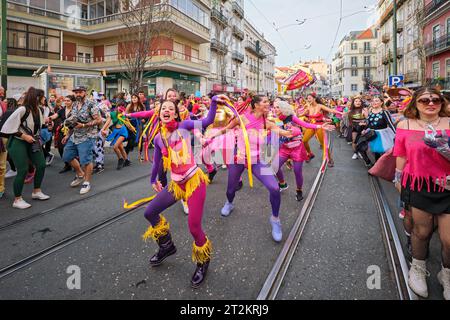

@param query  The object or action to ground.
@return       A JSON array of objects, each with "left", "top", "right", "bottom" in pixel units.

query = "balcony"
[
  {"left": 250, "top": 65, "right": 259, "bottom": 73},
  {"left": 6, "top": 1, "right": 210, "bottom": 43},
  {"left": 245, "top": 41, "right": 265, "bottom": 58},
  {"left": 362, "top": 75, "right": 373, "bottom": 82},
  {"left": 336, "top": 62, "right": 344, "bottom": 71},
  {"left": 382, "top": 52, "right": 392, "bottom": 65},
  {"left": 424, "top": 34, "right": 450, "bottom": 57},
  {"left": 405, "top": 71, "right": 419, "bottom": 83},
  {"left": 232, "top": 51, "right": 244, "bottom": 63},
  {"left": 8, "top": 48, "right": 210, "bottom": 75},
  {"left": 211, "top": 38, "right": 228, "bottom": 55},
  {"left": 426, "top": 77, "right": 450, "bottom": 90},
  {"left": 397, "top": 21, "right": 404, "bottom": 33},
  {"left": 382, "top": 33, "right": 391, "bottom": 44},
  {"left": 211, "top": 8, "right": 228, "bottom": 27},
  {"left": 420, "top": 0, "right": 450, "bottom": 21},
  {"left": 232, "top": 1, "right": 244, "bottom": 19},
  {"left": 232, "top": 25, "right": 245, "bottom": 40}
]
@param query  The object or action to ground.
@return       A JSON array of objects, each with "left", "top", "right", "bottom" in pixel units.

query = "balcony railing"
[
  {"left": 245, "top": 41, "right": 265, "bottom": 58},
  {"left": 232, "top": 1, "right": 244, "bottom": 19},
  {"left": 58, "top": 49, "right": 210, "bottom": 67},
  {"left": 362, "top": 75, "right": 373, "bottom": 81},
  {"left": 7, "top": 1, "right": 210, "bottom": 34},
  {"left": 232, "top": 51, "right": 244, "bottom": 63},
  {"left": 382, "top": 33, "right": 391, "bottom": 43},
  {"left": 421, "top": 0, "right": 449, "bottom": 20},
  {"left": 211, "top": 38, "right": 228, "bottom": 55},
  {"left": 250, "top": 65, "right": 259, "bottom": 73},
  {"left": 359, "top": 48, "right": 375, "bottom": 54},
  {"left": 232, "top": 25, "right": 244, "bottom": 40},
  {"left": 211, "top": 8, "right": 228, "bottom": 27},
  {"left": 424, "top": 34, "right": 450, "bottom": 57}
]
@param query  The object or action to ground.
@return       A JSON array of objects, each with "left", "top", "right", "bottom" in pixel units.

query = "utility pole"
[
  {"left": 1, "top": 0, "right": 7, "bottom": 90},
  {"left": 256, "top": 40, "right": 261, "bottom": 94},
  {"left": 392, "top": 0, "right": 398, "bottom": 75}
]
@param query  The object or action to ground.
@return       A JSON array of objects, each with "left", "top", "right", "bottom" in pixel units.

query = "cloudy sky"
[{"left": 244, "top": 0, "right": 379, "bottom": 66}]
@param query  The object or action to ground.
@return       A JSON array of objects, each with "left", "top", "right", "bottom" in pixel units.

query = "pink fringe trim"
[{"left": 401, "top": 171, "right": 448, "bottom": 193}]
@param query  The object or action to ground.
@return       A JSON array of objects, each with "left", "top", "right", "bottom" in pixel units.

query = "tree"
[{"left": 118, "top": 0, "right": 175, "bottom": 93}]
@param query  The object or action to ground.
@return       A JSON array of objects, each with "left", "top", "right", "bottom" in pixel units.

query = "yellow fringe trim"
[
  {"left": 192, "top": 238, "right": 212, "bottom": 264},
  {"left": 123, "top": 195, "right": 156, "bottom": 209},
  {"left": 142, "top": 215, "right": 170, "bottom": 242},
  {"left": 168, "top": 169, "right": 210, "bottom": 201}
]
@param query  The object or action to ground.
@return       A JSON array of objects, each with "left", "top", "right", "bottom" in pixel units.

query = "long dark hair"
[
  {"left": 404, "top": 87, "right": 449, "bottom": 119},
  {"left": 348, "top": 96, "right": 364, "bottom": 121},
  {"left": 128, "top": 94, "right": 145, "bottom": 113},
  {"left": 23, "top": 87, "right": 41, "bottom": 116},
  {"left": 6, "top": 98, "right": 18, "bottom": 111}
]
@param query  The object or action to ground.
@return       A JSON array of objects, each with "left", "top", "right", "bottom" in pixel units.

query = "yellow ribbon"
[
  {"left": 117, "top": 114, "right": 137, "bottom": 134},
  {"left": 223, "top": 99, "right": 254, "bottom": 188},
  {"left": 123, "top": 195, "right": 157, "bottom": 209}
]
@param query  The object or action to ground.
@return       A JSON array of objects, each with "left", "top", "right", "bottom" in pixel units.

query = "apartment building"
[
  {"left": 331, "top": 28, "right": 378, "bottom": 97},
  {"left": 243, "top": 18, "right": 276, "bottom": 95},
  {"left": 5, "top": 0, "right": 211, "bottom": 98},
  {"left": 291, "top": 59, "right": 331, "bottom": 96},
  {"left": 376, "top": 0, "right": 424, "bottom": 88},
  {"left": 421, "top": 0, "right": 450, "bottom": 90},
  {"left": 207, "top": 0, "right": 245, "bottom": 94}
]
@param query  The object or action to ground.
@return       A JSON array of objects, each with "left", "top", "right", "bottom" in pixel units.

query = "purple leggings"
[
  {"left": 275, "top": 157, "right": 304, "bottom": 190},
  {"left": 226, "top": 163, "right": 281, "bottom": 217},
  {"left": 144, "top": 182, "right": 208, "bottom": 247}
]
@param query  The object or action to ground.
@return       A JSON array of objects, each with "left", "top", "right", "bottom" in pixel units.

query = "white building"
[
  {"left": 243, "top": 18, "right": 276, "bottom": 95},
  {"left": 376, "top": 0, "right": 424, "bottom": 88},
  {"left": 207, "top": 0, "right": 245, "bottom": 94},
  {"left": 331, "top": 28, "right": 378, "bottom": 97}
]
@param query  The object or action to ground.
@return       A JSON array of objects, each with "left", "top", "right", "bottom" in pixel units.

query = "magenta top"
[
  {"left": 292, "top": 116, "right": 320, "bottom": 129},
  {"left": 128, "top": 109, "right": 155, "bottom": 119},
  {"left": 393, "top": 128, "right": 450, "bottom": 192}
]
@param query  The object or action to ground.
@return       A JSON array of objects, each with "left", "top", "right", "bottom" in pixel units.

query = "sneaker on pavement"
[
  {"left": 124, "top": 159, "right": 132, "bottom": 167},
  {"left": 32, "top": 191, "right": 50, "bottom": 201},
  {"left": 117, "top": 158, "right": 125, "bottom": 170},
  {"left": 437, "top": 267, "right": 450, "bottom": 300},
  {"left": 408, "top": 259, "right": 430, "bottom": 298},
  {"left": 296, "top": 190, "right": 304, "bottom": 202},
  {"left": 221, "top": 164, "right": 227, "bottom": 170},
  {"left": 221, "top": 201, "right": 234, "bottom": 217},
  {"left": 5, "top": 169, "right": 17, "bottom": 179},
  {"left": 352, "top": 153, "right": 358, "bottom": 160},
  {"left": 80, "top": 182, "right": 91, "bottom": 195},
  {"left": 13, "top": 198, "right": 31, "bottom": 209},
  {"left": 46, "top": 153, "right": 55, "bottom": 166},
  {"left": 181, "top": 200, "right": 189, "bottom": 215},
  {"left": 279, "top": 183, "right": 289, "bottom": 192},
  {"left": 270, "top": 217, "right": 283, "bottom": 242},
  {"left": 208, "top": 169, "right": 218, "bottom": 182},
  {"left": 59, "top": 165, "right": 72, "bottom": 174},
  {"left": 70, "top": 175, "right": 85, "bottom": 187}
]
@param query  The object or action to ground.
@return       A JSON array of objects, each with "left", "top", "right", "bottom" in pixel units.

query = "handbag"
[{"left": 368, "top": 148, "right": 396, "bottom": 182}]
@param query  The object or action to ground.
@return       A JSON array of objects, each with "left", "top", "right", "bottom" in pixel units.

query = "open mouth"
[{"left": 162, "top": 113, "right": 171, "bottom": 121}]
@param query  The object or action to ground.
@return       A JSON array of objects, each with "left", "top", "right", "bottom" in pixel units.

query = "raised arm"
[
  {"left": 292, "top": 116, "right": 321, "bottom": 129},
  {"left": 320, "top": 104, "right": 343, "bottom": 115},
  {"left": 127, "top": 109, "right": 155, "bottom": 119},
  {"left": 180, "top": 96, "right": 219, "bottom": 131},
  {"left": 150, "top": 135, "right": 163, "bottom": 185}
]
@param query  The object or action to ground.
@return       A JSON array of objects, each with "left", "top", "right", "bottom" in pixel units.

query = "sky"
[{"left": 244, "top": 0, "right": 379, "bottom": 66}]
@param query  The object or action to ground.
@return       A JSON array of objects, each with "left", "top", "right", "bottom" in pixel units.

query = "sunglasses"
[{"left": 417, "top": 98, "right": 442, "bottom": 105}]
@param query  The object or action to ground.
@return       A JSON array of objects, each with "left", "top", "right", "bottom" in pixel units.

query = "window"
[
  {"left": 351, "top": 69, "right": 358, "bottom": 77},
  {"left": 364, "top": 56, "right": 371, "bottom": 66},
  {"left": 432, "top": 61, "right": 440, "bottom": 79},
  {"left": 351, "top": 84, "right": 358, "bottom": 91},
  {"left": 364, "top": 69, "right": 371, "bottom": 78},
  {"left": 351, "top": 43, "right": 357, "bottom": 50},
  {"left": 351, "top": 56, "right": 357, "bottom": 66},
  {"left": 364, "top": 42, "right": 370, "bottom": 51},
  {"left": 446, "top": 59, "right": 450, "bottom": 79},
  {"left": 432, "top": 25, "right": 440, "bottom": 43}
]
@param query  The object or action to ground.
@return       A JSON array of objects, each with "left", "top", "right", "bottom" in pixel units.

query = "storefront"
[{"left": 105, "top": 70, "right": 202, "bottom": 98}]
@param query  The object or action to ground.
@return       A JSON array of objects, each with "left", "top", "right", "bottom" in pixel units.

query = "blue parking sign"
[{"left": 389, "top": 75, "right": 404, "bottom": 87}]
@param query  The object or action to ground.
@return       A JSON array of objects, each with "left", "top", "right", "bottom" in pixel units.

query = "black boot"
[
  {"left": 59, "top": 163, "right": 71, "bottom": 174},
  {"left": 149, "top": 233, "right": 177, "bottom": 267},
  {"left": 124, "top": 159, "right": 132, "bottom": 167},
  {"left": 208, "top": 169, "right": 217, "bottom": 182},
  {"left": 191, "top": 260, "right": 210, "bottom": 289},
  {"left": 296, "top": 190, "right": 304, "bottom": 202},
  {"left": 117, "top": 158, "right": 125, "bottom": 170}
]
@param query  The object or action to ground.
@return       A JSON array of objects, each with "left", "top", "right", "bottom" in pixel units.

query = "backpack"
[{"left": 0, "top": 108, "right": 31, "bottom": 138}]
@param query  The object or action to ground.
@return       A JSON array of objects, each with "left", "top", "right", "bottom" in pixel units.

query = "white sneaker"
[
  {"left": 408, "top": 259, "right": 430, "bottom": 298},
  {"left": 181, "top": 200, "right": 189, "bottom": 215},
  {"left": 46, "top": 153, "right": 55, "bottom": 166},
  {"left": 32, "top": 191, "right": 50, "bottom": 201},
  {"left": 5, "top": 169, "right": 17, "bottom": 178},
  {"left": 80, "top": 182, "right": 91, "bottom": 195},
  {"left": 437, "top": 267, "right": 450, "bottom": 300},
  {"left": 13, "top": 198, "right": 32, "bottom": 209},
  {"left": 70, "top": 175, "right": 85, "bottom": 187},
  {"left": 352, "top": 153, "right": 358, "bottom": 160}
]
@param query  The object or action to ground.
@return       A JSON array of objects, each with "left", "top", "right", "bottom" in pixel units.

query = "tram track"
[
  {"left": 369, "top": 176, "right": 418, "bottom": 300},
  {"left": 0, "top": 201, "right": 147, "bottom": 281},
  {"left": 257, "top": 134, "right": 332, "bottom": 300},
  {"left": 0, "top": 173, "right": 149, "bottom": 232}
]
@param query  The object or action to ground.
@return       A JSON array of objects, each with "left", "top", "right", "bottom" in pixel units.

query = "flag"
[{"left": 283, "top": 69, "right": 315, "bottom": 91}]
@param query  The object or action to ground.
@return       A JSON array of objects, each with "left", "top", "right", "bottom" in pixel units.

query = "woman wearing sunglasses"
[{"left": 393, "top": 87, "right": 450, "bottom": 300}]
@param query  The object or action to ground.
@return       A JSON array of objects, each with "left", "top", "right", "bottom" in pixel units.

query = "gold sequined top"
[{"left": 212, "top": 105, "right": 235, "bottom": 128}]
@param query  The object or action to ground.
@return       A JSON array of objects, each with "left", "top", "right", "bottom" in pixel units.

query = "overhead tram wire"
[{"left": 326, "top": 0, "right": 344, "bottom": 61}]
